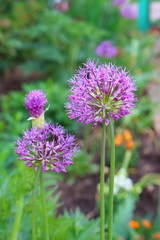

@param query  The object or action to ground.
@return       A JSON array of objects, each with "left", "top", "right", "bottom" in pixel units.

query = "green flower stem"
[
  {"left": 157, "top": 187, "right": 160, "bottom": 221},
  {"left": 108, "top": 118, "right": 115, "bottom": 240},
  {"left": 40, "top": 171, "right": 49, "bottom": 240},
  {"left": 32, "top": 168, "right": 41, "bottom": 240},
  {"left": 100, "top": 122, "right": 106, "bottom": 240},
  {"left": 11, "top": 195, "right": 24, "bottom": 240},
  {"left": 122, "top": 150, "right": 132, "bottom": 170}
]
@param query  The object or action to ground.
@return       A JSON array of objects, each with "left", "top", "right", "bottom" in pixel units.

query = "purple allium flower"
[
  {"left": 15, "top": 123, "right": 79, "bottom": 172},
  {"left": 95, "top": 41, "right": 117, "bottom": 59},
  {"left": 113, "top": 0, "right": 128, "bottom": 7},
  {"left": 120, "top": 4, "right": 137, "bottom": 19},
  {"left": 66, "top": 60, "right": 136, "bottom": 127},
  {"left": 25, "top": 90, "right": 48, "bottom": 118}
]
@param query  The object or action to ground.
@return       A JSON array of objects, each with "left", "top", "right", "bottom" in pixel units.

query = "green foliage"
[
  {"left": 113, "top": 195, "right": 136, "bottom": 239},
  {"left": 68, "top": 0, "right": 137, "bottom": 35},
  {"left": 0, "top": 2, "right": 108, "bottom": 76},
  {"left": 122, "top": 96, "right": 156, "bottom": 133},
  {"left": 50, "top": 208, "right": 100, "bottom": 240},
  {"left": 0, "top": 167, "right": 61, "bottom": 240},
  {"left": 68, "top": 150, "right": 99, "bottom": 180},
  {"left": 0, "top": 0, "right": 154, "bottom": 79},
  {"left": 0, "top": 169, "right": 100, "bottom": 240},
  {"left": 68, "top": 125, "right": 99, "bottom": 179},
  {"left": 115, "top": 145, "right": 139, "bottom": 168},
  {"left": 134, "top": 174, "right": 160, "bottom": 194},
  {"left": 0, "top": 90, "right": 28, "bottom": 169},
  {"left": 68, "top": 0, "right": 108, "bottom": 27}
]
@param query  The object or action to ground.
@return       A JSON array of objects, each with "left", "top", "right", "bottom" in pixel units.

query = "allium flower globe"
[
  {"left": 66, "top": 60, "right": 136, "bottom": 127},
  {"left": 95, "top": 41, "right": 117, "bottom": 59},
  {"left": 25, "top": 90, "right": 48, "bottom": 118},
  {"left": 16, "top": 123, "right": 79, "bottom": 172},
  {"left": 120, "top": 4, "right": 137, "bottom": 19}
]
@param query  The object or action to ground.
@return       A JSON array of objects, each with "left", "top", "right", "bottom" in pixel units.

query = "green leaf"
[
  {"left": 113, "top": 195, "right": 136, "bottom": 238},
  {"left": 33, "top": 45, "right": 65, "bottom": 63},
  {"left": 78, "top": 219, "right": 99, "bottom": 240},
  {"left": 135, "top": 174, "right": 160, "bottom": 193}
]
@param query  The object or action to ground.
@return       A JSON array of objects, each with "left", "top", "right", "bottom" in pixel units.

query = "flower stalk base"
[
  {"left": 100, "top": 122, "right": 106, "bottom": 240},
  {"left": 40, "top": 171, "right": 49, "bottom": 240},
  {"left": 108, "top": 118, "right": 115, "bottom": 240}
]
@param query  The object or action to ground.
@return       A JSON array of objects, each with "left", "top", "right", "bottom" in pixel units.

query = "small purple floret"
[
  {"left": 66, "top": 60, "right": 137, "bottom": 126},
  {"left": 120, "top": 4, "right": 137, "bottom": 19},
  {"left": 15, "top": 123, "right": 79, "bottom": 172},
  {"left": 25, "top": 90, "right": 48, "bottom": 118},
  {"left": 95, "top": 41, "right": 117, "bottom": 59}
]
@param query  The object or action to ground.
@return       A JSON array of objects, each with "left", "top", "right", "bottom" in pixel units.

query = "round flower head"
[
  {"left": 129, "top": 220, "right": 140, "bottom": 229},
  {"left": 95, "top": 41, "right": 117, "bottom": 59},
  {"left": 66, "top": 60, "right": 136, "bottom": 127},
  {"left": 152, "top": 232, "right": 160, "bottom": 239},
  {"left": 25, "top": 90, "right": 48, "bottom": 118},
  {"left": 120, "top": 4, "right": 137, "bottom": 19},
  {"left": 15, "top": 123, "right": 79, "bottom": 172}
]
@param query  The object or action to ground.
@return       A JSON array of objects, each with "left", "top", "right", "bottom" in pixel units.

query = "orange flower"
[
  {"left": 126, "top": 140, "right": 135, "bottom": 150},
  {"left": 152, "top": 232, "right": 160, "bottom": 239},
  {"left": 142, "top": 219, "right": 152, "bottom": 229},
  {"left": 123, "top": 129, "right": 132, "bottom": 141},
  {"left": 129, "top": 220, "right": 140, "bottom": 229},
  {"left": 115, "top": 134, "right": 123, "bottom": 146}
]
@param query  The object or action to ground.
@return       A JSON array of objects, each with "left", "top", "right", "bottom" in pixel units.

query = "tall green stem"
[
  {"left": 157, "top": 187, "right": 160, "bottom": 221},
  {"left": 122, "top": 150, "right": 132, "bottom": 170},
  {"left": 100, "top": 122, "right": 106, "bottom": 240},
  {"left": 40, "top": 171, "right": 49, "bottom": 240},
  {"left": 108, "top": 118, "right": 115, "bottom": 240},
  {"left": 11, "top": 195, "right": 24, "bottom": 240},
  {"left": 32, "top": 168, "right": 41, "bottom": 240}
]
